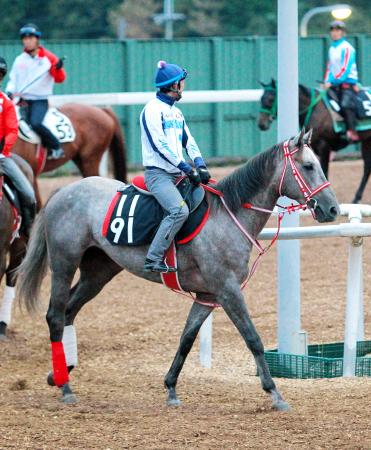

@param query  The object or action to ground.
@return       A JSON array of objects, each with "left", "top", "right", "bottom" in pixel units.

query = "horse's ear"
[
  {"left": 259, "top": 80, "right": 267, "bottom": 87},
  {"left": 293, "top": 127, "right": 306, "bottom": 147},
  {"left": 271, "top": 78, "right": 276, "bottom": 88},
  {"left": 303, "top": 128, "right": 313, "bottom": 145}
]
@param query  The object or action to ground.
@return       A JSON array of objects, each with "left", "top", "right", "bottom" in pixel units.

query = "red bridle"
[
  {"left": 174, "top": 141, "right": 332, "bottom": 308},
  {"left": 278, "top": 140, "right": 330, "bottom": 217}
]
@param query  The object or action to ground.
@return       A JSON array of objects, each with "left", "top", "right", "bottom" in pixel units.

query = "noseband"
[
  {"left": 259, "top": 87, "right": 277, "bottom": 119},
  {"left": 278, "top": 141, "right": 330, "bottom": 217}
]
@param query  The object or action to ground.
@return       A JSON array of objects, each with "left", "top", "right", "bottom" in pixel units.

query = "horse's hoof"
[
  {"left": 46, "top": 371, "right": 55, "bottom": 387},
  {"left": 167, "top": 398, "right": 181, "bottom": 407},
  {"left": 61, "top": 393, "right": 77, "bottom": 405},
  {"left": 272, "top": 400, "right": 291, "bottom": 412},
  {"left": 0, "top": 334, "right": 8, "bottom": 342}
]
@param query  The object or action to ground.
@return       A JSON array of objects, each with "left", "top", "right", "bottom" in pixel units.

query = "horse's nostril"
[{"left": 330, "top": 206, "right": 338, "bottom": 217}]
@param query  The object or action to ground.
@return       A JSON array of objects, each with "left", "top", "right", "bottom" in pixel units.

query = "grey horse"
[{"left": 17, "top": 129, "right": 339, "bottom": 410}]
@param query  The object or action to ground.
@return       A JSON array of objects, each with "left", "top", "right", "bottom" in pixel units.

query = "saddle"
[
  {"left": 16, "top": 106, "right": 76, "bottom": 145},
  {"left": 324, "top": 87, "right": 371, "bottom": 133},
  {"left": 102, "top": 176, "right": 210, "bottom": 246}
]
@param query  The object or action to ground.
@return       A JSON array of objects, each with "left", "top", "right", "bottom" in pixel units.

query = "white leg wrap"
[
  {"left": 62, "top": 325, "right": 78, "bottom": 367},
  {"left": 0, "top": 286, "right": 15, "bottom": 326}
]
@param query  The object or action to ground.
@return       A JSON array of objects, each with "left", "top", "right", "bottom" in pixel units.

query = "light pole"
[
  {"left": 153, "top": 0, "right": 185, "bottom": 40},
  {"left": 300, "top": 4, "right": 352, "bottom": 37}
]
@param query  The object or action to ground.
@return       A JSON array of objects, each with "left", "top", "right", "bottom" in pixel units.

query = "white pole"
[
  {"left": 343, "top": 208, "right": 364, "bottom": 376},
  {"left": 277, "top": 0, "right": 301, "bottom": 354},
  {"left": 199, "top": 313, "right": 213, "bottom": 368}
]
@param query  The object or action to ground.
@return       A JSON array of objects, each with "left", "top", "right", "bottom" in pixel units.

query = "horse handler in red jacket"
[{"left": 0, "top": 56, "right": 36, "bottom": 237}]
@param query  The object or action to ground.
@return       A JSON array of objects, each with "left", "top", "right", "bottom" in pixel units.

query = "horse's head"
[
  {"left": 258, "top": 78, "right": 277, "bottom": 131},
  {"left": 278, "top": 128, "right": 339, "bottom": 223}
]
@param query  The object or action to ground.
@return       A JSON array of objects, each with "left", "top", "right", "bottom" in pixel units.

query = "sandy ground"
[{"left": 0, "top": 160, "right": 370, "bottom": 450}]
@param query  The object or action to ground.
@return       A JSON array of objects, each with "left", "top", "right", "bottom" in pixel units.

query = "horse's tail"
[
  {"left": 102, "top": 107, "right": 128, "bottom": 183},
  {"left": 17, "top": 209, "right": 48, "bottom": 313}
]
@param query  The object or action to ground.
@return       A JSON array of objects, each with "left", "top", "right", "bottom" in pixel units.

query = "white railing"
[
  {"left": 49, "top": 89, "right": 264, "bottom": 107},
  {"left": 199, "top": 203, "right": 370, "bottom": 376}
]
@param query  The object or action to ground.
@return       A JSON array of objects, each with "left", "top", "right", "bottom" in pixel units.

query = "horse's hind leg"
[
  {"left": 46, "top": 248, "right": 122, "bottom": 390},
  {"left": 46, "top": 260, "right": 79, "bottom": 404},
  {"left": 353, "top": 140, "right": 371, "bottom": 203},
  {"left": 218, "top": 283, "right": 290, "bottom": 411},
  {"left": 164, "top": 301, "right": 213, "bottom": 406}
]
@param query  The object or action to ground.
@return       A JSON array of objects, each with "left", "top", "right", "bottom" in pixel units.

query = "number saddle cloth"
[
  {"left": 102, "top": 175, "right": 210, "bottom": 248},
  {"left": 16, "top": 106, "right": 76, "bottom": 145},
  {"left": 324, "top": 87, "right": 371, "bottom": 133}
]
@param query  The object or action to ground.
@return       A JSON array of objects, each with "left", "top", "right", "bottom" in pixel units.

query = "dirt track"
[{"left": 0, "top": 160, "right": 370, "bottom": 449}]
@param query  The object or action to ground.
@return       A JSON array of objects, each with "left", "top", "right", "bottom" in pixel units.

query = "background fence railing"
[{"left": 1, "top": 35, "right": 370, "bottom": 164}]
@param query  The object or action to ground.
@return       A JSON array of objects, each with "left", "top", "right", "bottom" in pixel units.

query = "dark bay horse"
[
  {"left": 0, "top": 154, "right": 34, "bottom": 339},
  {"left": 258, "top": 79, "right": 371, "bottom": 203},
  {"left": 17, "top": 129, "right": 339, "bottom": 410},
  {"left": 13, "top": 103, "right": 128, "bottom": 205}
]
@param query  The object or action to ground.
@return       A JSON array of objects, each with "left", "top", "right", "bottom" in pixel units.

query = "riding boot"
[
  {"left": 342, "top": 108, "right": 359, "bottom": 141},
  {"left": 0, "top": 156, "right": 37, "bottom": 237}
]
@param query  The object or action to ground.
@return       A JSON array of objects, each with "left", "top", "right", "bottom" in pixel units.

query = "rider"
[
  {"left": 6, "top": 23, "right": 66, "bottom": 159},
  {"left": 141, "top": 60, "right": 211, "bottom": 273},
  {"left": 0, "top": 57, "right": 36, "bottom": 237},
  {"left": 324, "top": 20, "right": 360, "bottom": 142}
]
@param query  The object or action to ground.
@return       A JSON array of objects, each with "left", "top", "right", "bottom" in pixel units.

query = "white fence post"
[
  {"left": 277, "top": 0, "right": 301, "bottom": 354},
  {"left": 343, "top": 207, "right": 364, "bottom": 376}
]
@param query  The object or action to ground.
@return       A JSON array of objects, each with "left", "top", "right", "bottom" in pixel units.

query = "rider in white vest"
[
  {"left": 6, "top": 24, "right": 66, "bottom": 159},
  {"left": 324, "top": 20, "right": 359, "bottom": 142},
  {"left": 141, "top": 61, "right": 211, "bottom": 273}
]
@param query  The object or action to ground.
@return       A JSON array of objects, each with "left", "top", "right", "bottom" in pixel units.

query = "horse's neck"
[{"left": 235, "top": 186, "right": 279, "bottom": 238}]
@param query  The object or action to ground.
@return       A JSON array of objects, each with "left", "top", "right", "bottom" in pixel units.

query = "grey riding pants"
[{"left": 144, "top": 168, "right": 189, "bottom": 262}]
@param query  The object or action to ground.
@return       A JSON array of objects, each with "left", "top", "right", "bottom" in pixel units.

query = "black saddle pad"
[
  {"left": 327, "top": 88, "right": 371, "bottom": 120},
  {"left": 103, "top": 185, "right": 209, "bottom": 246},
  {"left": 355, "top": 89, "right": 371, "bottom": 119}
]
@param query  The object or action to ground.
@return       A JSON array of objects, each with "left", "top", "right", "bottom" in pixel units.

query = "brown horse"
[
  {"left": 0, "top": 154, "right": 33, "bottom": 339},
  {"left": 258, "top": 79, "right": 371, "bottom": 203},
  {"left": 13, "top": 103, "right": 128, "bottom": 205}
]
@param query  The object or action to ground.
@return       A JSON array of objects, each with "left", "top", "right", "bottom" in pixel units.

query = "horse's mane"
[
  {"left": 299, "top": 84, "right": 311, "bottom": 98},
  {"left": 215, "top": 144, "right": 278, "bottom": 213}
]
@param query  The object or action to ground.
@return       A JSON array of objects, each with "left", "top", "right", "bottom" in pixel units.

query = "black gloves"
[
  {"left": 6, "top": 92, "right": 13, "bottom": 100},
  {"left": 55, "top": 58, "right": 64, "bottom": 70},
  {"left": 197, "top": 167, "right": 211, "bottom": 184},
  {"left": 187, "top": 168, "right": 201, "bottom": 186}
]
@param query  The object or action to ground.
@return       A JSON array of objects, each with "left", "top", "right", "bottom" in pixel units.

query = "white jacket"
[
  {"left": 324, "top": 38, "right": 358, "bottom": 85},
  {"left": 6, "top": 48, "right": 62, "bottom": 100},
  {"left": 140, "top": 94, "right": 204, "bottom": 174}
]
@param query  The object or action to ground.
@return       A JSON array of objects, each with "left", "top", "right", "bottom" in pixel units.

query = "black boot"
[
  {"left": 144, "top": 258, "right": 177, "bottom": 273},
  {"left": 20, "top": 202, "right": 36, "bottom": 238}
]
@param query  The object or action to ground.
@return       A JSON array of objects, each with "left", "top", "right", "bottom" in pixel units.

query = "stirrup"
[{"left": 144, "top": 259, "right": 177, "bottom": 273}]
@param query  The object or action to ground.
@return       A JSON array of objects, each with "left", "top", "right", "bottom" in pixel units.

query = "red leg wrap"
[{"left": 51, "top": 341, "right": 69, "bottom": 387}]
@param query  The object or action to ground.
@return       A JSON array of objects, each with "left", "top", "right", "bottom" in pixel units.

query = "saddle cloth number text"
[{"left": 110, "top": 194, "right": 140, "bottom": 244}]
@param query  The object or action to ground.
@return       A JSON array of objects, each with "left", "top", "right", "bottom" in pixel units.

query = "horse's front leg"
[
  {"left": 218, "top": 282, "right": 290, "bottom": 411},
  {"left": 164, "top": 301, "right": 213, "bottom": 406}
]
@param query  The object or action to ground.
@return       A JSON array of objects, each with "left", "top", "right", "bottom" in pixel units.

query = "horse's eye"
[{"left": 303, "top": 163, "right": 314, "bottom": 171}]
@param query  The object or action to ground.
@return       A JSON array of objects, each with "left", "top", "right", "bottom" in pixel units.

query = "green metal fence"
[{"left": 1, "top": 35, "right": 370, "bottom": 164}]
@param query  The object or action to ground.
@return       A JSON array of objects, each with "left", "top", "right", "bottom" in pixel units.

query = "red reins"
[{"left": 202, "top": 140, "right": 331, "bottom": 288}]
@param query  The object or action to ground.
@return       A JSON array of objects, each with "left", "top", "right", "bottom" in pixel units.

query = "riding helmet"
[
  {"left": 20, "top": 23, "right": 42, "bottom": 38},
  {"left": 155, "top": 60, "right": 187, "bottom": 88},
  {"left": 329, "top": 20, "right": 346, "bottom": 30}
]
